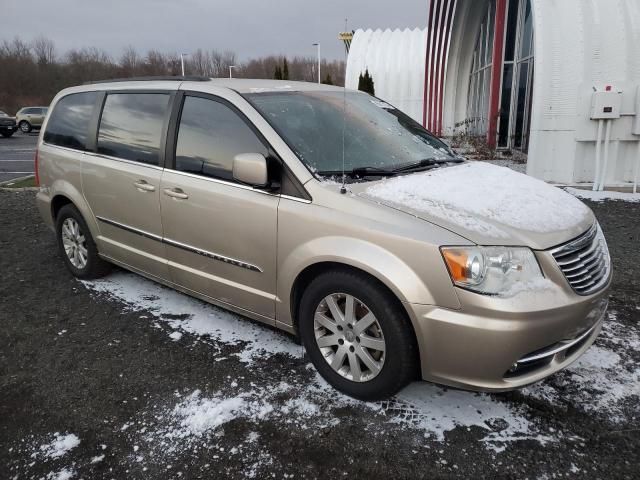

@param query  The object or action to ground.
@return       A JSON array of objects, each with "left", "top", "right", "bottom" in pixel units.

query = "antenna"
[{"left": 340, "top": 17, "right": 348, "bottom": 195}]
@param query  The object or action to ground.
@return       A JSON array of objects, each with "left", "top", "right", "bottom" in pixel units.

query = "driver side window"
[{"left": 175, "top": 96, "right": 269, "bottom": 182}]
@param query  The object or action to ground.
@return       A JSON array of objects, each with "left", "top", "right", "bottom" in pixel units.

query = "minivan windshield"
[{"left": 245, "top": 91, "right": 457, "bottom": 178}]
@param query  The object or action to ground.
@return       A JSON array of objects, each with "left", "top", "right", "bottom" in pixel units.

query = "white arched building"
[{"left": 346, "top": 0, "right": 640, "bottom": 188}]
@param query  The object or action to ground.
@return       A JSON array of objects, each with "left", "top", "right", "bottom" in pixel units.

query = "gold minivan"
[
  {"left": 16, "top": 106, "right": 48, "bottom": 133},
  {"left": 35, "top": 78, "right": 611, "bottom": 400}
]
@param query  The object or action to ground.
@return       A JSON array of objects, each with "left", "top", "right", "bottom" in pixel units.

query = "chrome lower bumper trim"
[{"left": 517, "top": 321, "right": 599, "bottom": 364}]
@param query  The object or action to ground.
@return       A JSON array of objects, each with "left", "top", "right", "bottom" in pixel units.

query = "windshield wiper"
[
  {"left": 317, "top": 166, "right": 397, "bottom": 178},
  {"left": 391, "top": 157, "right": 463, "bottom": 173}
]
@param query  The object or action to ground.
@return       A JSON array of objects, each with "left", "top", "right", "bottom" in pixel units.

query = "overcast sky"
[{"left": 4, "top": 0, "right": 427, "bottom": 61}]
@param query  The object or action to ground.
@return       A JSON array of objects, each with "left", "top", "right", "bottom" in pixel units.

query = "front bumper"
[{"left": 406, "top": 250, "right": 611, "bottom": 391}]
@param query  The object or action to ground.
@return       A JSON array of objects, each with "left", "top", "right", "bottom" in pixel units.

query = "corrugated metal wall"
[{"left": 345, "top": 28, "right": 427, "bottom": 124}]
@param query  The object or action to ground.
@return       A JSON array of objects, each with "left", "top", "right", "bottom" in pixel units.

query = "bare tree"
[
  {"left": 0, "top": 35, "right": 345, "bottom": 115},
  {"left": 32, "top": 36, "right": 56, "bottom": 65},
  {"left": 120, "top": 45, "right": 140, "bottom": 76}
]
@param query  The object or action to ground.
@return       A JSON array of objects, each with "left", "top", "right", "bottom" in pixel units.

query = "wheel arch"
[
  {"left": 49, "top": 180, "right": 100, "bottom": 239},
  {"left": 289, "top": 260, "right": 423, "bottom": 378}
]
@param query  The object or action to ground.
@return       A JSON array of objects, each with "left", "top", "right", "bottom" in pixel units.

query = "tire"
[
  {"left": 55, "top": 204, "right": 111, "bottom": 279},
  {"left": 299, "top": 269, "right": 418, "bottom": 401},
  {"left": 19, "top": 121, "right": 31, "bottom": 133},
  {"left": 1, "top": 131, "right": 14, "bottom": 138}
]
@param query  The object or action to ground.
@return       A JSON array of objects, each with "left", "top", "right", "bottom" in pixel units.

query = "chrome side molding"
[{"left": 96, "top": 216, "right": 262, "bottom": 273}]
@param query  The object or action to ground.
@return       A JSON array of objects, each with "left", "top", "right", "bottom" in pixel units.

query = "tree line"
[{"left": 0, "top": 36, "right": 345, "bottom": 114}]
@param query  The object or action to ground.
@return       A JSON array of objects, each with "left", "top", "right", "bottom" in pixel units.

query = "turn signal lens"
[{"left": 441, "top": 247, "right": 485, "bottom": 286}]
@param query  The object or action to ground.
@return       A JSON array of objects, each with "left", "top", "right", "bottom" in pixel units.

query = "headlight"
[{"left": 441, "top": 246, "right": 543, "bottom": 295}]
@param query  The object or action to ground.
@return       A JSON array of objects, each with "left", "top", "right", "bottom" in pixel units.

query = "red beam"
[{"left": 487, "top": 0, "right": 507, "bottom": 148}]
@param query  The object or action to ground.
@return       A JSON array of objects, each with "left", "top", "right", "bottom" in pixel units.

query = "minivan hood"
[{"left": 353, "top": 162, "right": 594, "bottom": 250}]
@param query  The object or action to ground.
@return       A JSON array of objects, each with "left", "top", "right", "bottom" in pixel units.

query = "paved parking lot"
[
  {"left": 0, "top": 133, "right": 37, "bottom": 183},
  {"left": 1, "top": 190, "right": 639, "bottom": 479}
]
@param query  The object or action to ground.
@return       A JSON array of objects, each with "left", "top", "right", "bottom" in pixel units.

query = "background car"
[
  {"left": 0, "top": 110, "right": 17, "bottom": 137},
  {"left": 16, "top": 106, "right": 48, "bottom": 133}
]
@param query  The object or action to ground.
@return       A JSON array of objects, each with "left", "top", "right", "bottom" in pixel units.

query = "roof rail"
[{"left": 83, "top": 75, "right": 210, "bottom": 85}]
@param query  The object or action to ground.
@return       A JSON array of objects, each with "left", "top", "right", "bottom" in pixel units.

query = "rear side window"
[
  {"left": 175, "top": 96, "right": 268, "bottom": 181},
  {"left": 44, "top": 92, "right": 99, "bottom": 151},
  {"left": 97, "top": 93, "right": 170, "bottom": 166}
]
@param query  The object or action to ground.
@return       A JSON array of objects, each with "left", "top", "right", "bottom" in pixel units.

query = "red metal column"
[{"left": 487, "top": 0, "right": 507, "bottom": 148}]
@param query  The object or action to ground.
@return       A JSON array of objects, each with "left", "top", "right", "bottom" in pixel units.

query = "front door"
[
  {"left": 160, "top": 94, "right": 279, "bottom": 320},
  {"left": 83, "top": 91, "right": 173, "bottom": 280}
]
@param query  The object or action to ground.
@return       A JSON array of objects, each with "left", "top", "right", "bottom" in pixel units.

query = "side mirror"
[{"left": 232, "top": 153, "right": 268, "bottom": 187}]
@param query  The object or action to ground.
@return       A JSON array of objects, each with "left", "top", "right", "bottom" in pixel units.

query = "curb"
[{"left": 0, "top": 174, "right": 38, "bottom": 191}]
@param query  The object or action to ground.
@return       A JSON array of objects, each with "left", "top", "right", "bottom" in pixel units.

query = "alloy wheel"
[
  {"left": 61, "top": 217, "right": 88, "bottom": 269},
  {"left": 313, "top": 293, "right": 386, "bottom": 382}
]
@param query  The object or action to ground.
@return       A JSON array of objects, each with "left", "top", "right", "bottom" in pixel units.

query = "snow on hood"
[{"left": 363, "top": 162, "right": 593, "bottom": 248}]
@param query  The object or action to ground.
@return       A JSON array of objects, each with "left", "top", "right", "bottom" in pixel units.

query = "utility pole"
[
  {"left": 312, "top": 43, "right": 321, "bottom": 83},
  {"left": 180, "top": 53, "right": 189, "bottom": 76},
  {"left": 229, "top": 65, "right": 236, "bottom": 78}
]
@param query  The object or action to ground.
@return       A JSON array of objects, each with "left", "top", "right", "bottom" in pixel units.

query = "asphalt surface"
[
  {"left": 1, "top": 190, "right": 639, "bottom": 479},
  {"left": 0, "top": 132, "right": 37, "bottom": 183}
]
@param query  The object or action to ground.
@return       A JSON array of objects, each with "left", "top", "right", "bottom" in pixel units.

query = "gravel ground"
[{"left": 1, "top": 190, "right": 639, "bottom": 479}]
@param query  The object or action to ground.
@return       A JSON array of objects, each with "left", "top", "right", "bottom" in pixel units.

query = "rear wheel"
[
  {"left": 299, "top": 269, "right": 418, "bottom": 401},
  {"left": 19, "top": 121, "right": 31, "bottom": 133},
  {"left": 55, "top": 204, "right": 111, "bottom": 279}
]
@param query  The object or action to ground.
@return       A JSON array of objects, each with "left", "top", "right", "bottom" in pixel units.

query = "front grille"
[
  {"left": 0, "top": 119, "right": 15, "bottom": 126},
  {"left": 551, "top": 223, "right": 611, "bottom": 295}
]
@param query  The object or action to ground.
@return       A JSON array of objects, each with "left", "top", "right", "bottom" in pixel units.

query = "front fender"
[{"left": 276, "top": 235, "right": 459, "bottom": 326}]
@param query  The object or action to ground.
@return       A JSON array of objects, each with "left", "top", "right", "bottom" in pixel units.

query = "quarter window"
[
  {"left": 97, "top": 93, "right": 171, "bottom": 166},
  {"left": 43, "top": 92, "right": 99, "bottom": 151},
  {"left": 175, "top": 96, "right": 268, "bottom": 181}
]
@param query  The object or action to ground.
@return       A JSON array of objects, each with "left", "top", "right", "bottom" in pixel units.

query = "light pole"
[
  {"left": 312, "top": 43, "right": 321, "bottom": 84},
  {"left": 229, "top": 65, "right": 236, "bottom": 78},
  {"left": 180, "top": 53, "right": 189, "bottom": 76}
]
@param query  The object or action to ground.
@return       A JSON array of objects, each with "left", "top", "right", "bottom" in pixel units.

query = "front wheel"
[
  {"left": 55, "top": 204, "right": 111, "bottom": 279},
  {"left": 19, "top": 121, "right": 31, "bottom": 133},
  {"left": 299, "top": 269, "right": 418, "bottom": 401}
]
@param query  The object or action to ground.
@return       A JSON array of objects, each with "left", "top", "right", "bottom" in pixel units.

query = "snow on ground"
[
  {"left": 46, "top": 468, "right": 75, "bottom": 480},
  {"left": 80, "top": 272, "right": 640, "bottom": 461},
  {"left": 82, "top": 273, "right": 301, "bottom": 364},
  {"left": 565, "top": 187, "right": 640, "bottom": 203},
  {"left": 33, "top": 433, "right": 80, "bottom": 460},
  {"left": 521, "top": 310, "right": 640, "bottom": 422},
  {"left": 364, "top": 162, "right": 591, "bottom": 238}
]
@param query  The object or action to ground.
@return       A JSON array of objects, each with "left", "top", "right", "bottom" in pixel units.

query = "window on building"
[{"left": 466, "top": 0, "right": 496, "bottom": 137}]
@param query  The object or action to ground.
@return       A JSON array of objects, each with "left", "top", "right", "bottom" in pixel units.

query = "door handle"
[
  {"left": 163, "top": 188, "right": 189, "bottom": 200},
  {"left": 133, "top": 180, "right": 156, "bottom": 192}
]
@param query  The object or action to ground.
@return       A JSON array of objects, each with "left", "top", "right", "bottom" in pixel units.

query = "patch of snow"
[
  {"left": 82, "top": 272, "right": 300, "bottom": 363},
  {"left": 522, "top": 311, "right": 640, "bottom": 422},
  {"left": 90, "top": 454, "right": 105, "bottom": 463},
  {"left": 387, "top": 383, "right": 554, "bottom": 451},
  {"left": 35, "top": 433, "right": 80, "bottom": 459},
  {"left": 170, "top": 390, "right": 253, "bottom": 438},
  {"left": 565, "top": 187, "right": 640, "bottom": 203},
  {"left": 46, "top": 469, "right": 75, "bottom": 480},
  {"left": 169, "top": 331, "right": 182, "bottom": 341},
  {"left": 365, "top": 162, "right": 591, "bottom": 238},
  {"left": 499, "top": 278, "right": 557, "bottom": 298}
]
